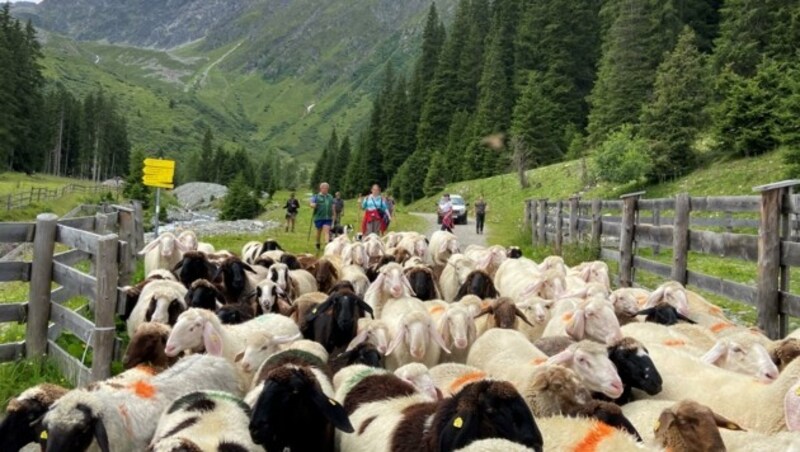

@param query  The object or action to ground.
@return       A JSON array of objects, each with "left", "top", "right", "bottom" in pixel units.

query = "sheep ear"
[
  {"left": 712, "top": 411, "right": 745, "bottom": 431},
  {"left": 94, "top": 417, "right": 111, "bottom": 452},
  {"left": 565, "top": 309, "right": 586, "bottom": 340},
  {"left": 643, "top": 287, "right": 665, "bottom": 309},
  {"left": 357, "top": 299, "right": 374, "bottom": 318},
  {"left": 654, "top": 410, "right": 676, "bottom": 439},
  {"left": 274, "top": 332, "right": 302, "bottom": 345},
  {"left": 402, "top": 276, "right": 416, "bottom": 296},
  {"left": 385, "top": 328, "right": 406, "bottom": 356},
  {"left": 307, "top": 299, "right": 334, "bottom": 322},
  {"left": 474, "top": 306, "right": 492, "bottom": 319},
  {"left": 439, "top": 312, "right": 452, "bottom": 347},
  {"left": 676, "top": 312, "right": 696, "bottom": 324},
  {"left": 242, "top": 263, "right": 257, "bottom": 274},
  {"left": 547, "top": 348, "right": 574, "bottom": 366},
  {"left": 430, "top": 320, "right": 451, "bottom": 354},
  {"left": 438, "top": 411, "right": 477, "bottom": 451},
  {"left": 514, "top": 307, "right": 534, "bottom": 327},
  {"left": 234, "top": 351, "right": 243, "bottom": 363},
  {"left": 307, "top": 385, "right": 354, "bottom": 433},
  {"left": 701, "top": 341, "right": 729, "bottom": 366},
  {"left": 347, "top": 328, "right": 370, "bottom": 351},
  {"left": 202, "top": 321, "right": 223, "bottom": 356},
  {"left": 172, "top": 259, "right": 185, "bottom": 271},
  {"left": 521, "top": 280, "right": 544, "bottom": 297},
  {"left": 139, "top": 238, "right": 162, "bottom": 255}
]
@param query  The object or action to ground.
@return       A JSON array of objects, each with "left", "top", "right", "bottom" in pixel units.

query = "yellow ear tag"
[
  {"left": 653, "top": 420, "right": 660, "bottom": 431},
  {"left": 453, "top": 417, "right": 463, "bottom": 429},
  {"left": 312, "top": 308, "right": 318, "bottom": 314},
  {"left": 726, "top": 423, "right": 741, "bottom": 431},
  {"left": 40, "top": 431, "right": 48, "bottom": 440},
  {"left": 329, "top": 398, "right": 337, "bottom": 406}
]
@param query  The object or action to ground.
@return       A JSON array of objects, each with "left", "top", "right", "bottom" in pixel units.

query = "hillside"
[{"left": 14, "top": 0, "right": 458, "bottom": 164}]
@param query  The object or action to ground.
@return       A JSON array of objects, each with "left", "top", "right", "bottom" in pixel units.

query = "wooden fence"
[
  {"left": 523, "top": 180, "right": 800, "bottom": 339},
  {"left": 0, "top": 202, "right": 144, "bottom": 385},
  {"left": 3, "top": 183, "right": 123, "bottom": 211}
]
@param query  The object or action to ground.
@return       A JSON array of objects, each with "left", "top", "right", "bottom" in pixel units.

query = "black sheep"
[
  {"left": 185, "top": 279, "right": 225, "bottom": 311},
  {"left": 216, "top": 304, "right": 254, "bottom": 325},
  {"left": 455, "top": 270, "right": 498, "bottom": 301},
  {"left": 172, "top": 251, "right": 218, "bottom": 288},
  {"left": 638, "top": 304, "right": 696, "bottom": 326},
  {"left": 214, "top": 256, "right": 258, "bottom": 303},
  {"left": 594, "top": 337, "right": 663, "bottom": 405},
  {"left": 280, "top": 253, "right": 302, "bottom": 270},
  {"left": 304, "top": 288, "right": 374, "bottom": 353},
  {"left": 329, "top": 342, "right": 385, "bottom": 375},
  {"left": 404, "top": 266, "right": 439, "bottom": 301}
]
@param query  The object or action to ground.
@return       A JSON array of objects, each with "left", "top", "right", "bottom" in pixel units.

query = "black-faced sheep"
[
  {"left": 172, "top": 251, "right": 218, "bottom": 288},
  {"left": 184, "top": 278, "right": 224, "bottom": 311},
  {"left": 216, "top": 303, "right": 254, "bottom": 325},
  {"left": 119, "top": 271, "right": 176, "bottom": 322},
  {"left": 454, "top": 269, "right": 498, "bottom": 301},
  {"left": 280, "top": 252, "right": 302, "bottom": 270},
  {"left": 126, "top": 280, "right": 188, "bottom": 338},
  {"left": 303, "top": 286, "right": 374, "bottom": 353},
  {"left": 404, "top": 265, "right": 441, "bottom": 301},
  {"left": 329, "top": 342, "right": 385, "bottom": 375},
  {"left": 214, "top": 256, "right": 263, "bottom": 306},
  {"left": 0, "top": 383, "right": 69, "bottom": 452}
]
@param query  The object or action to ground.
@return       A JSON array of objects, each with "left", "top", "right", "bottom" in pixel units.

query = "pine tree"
[
  {"left": 335, "top": 136, "right": 352, "bottom": 191},
  {"left": 220, "top": 174, "right": 263, "bottom": 220},
  {"left": 392, "top": 149, "right": 430, "bottom": 204},
  {"left": 123, "top": 149, "right": 150, "bottom": 204},
  {"left": 410, "top": 3, "right": 446, "bottom": 126},
  {"left": 310, "top": 144, "right": 329, "bottom": 190},
  {"left": 343, "top": 133, "right": 369, "bottom": 197},
  {"left": 321, "top": 128, "right": 339, "bottom": 186},
  {"left": 586, "top": 0, "right": 681, "bottom": 145},
  {"left": 381, "top": 77, "right": 413, "bottom": 177},
  {"left": 640, "top": 28, "right": 710, "bottom": 181},
  {"left": 423, "top": 151, "right": 448, "bottom": 196},
  {"left": 198, "top": 128, "right": 214, "bottom": 182},
  {"left": 443, "top": 111, "right": 473, "bottom": 182},
  {"left": 510, "top": 71, "right": 566, "bottom": 169}
]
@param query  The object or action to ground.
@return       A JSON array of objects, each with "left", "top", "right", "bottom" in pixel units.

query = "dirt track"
[{"left": 412, "top": 212, "right": 487, "bottom": 248}]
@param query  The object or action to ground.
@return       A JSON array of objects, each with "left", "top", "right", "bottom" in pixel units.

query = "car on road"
[{"left": 437, "top": 194, "right": 468, "bottom": 225}]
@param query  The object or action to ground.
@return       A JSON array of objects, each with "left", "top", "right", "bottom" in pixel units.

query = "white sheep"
[
  {"left": 268, "top": 263, "right": 317, "bottom": 299},
  {"left": 126, "top": 279, "right": 188, "bottom": 338},
  {"left": 427, "top": 230, "right": 460, "bottom": 267},
  {"left": 342, "top": 242, "right": 370, "bottom": 269},
  {"left": 139, "top": 232, "right": 190, "bottom": 275},
  {"left": 514, "top": 297, "right": 553, "bottom": 341},
  {"left": 364, "top": 262, "right": 415, "bottom": 318},
  {"left": 439, "top": 253, "right": 477, "bottom": 302},
  {"left": 568, "top": 260, "right": 611, "bottom": 291},
  {"left": 428, "top": 362, "right": 487, "bottom": 397},
  {"left": 382, "top": 296, "right": 450, "bottom": 370},
  {"left": 145, "top": 268, "right": 178, "bottom": 281},
  {"left": 363, "top": 234, "right": 385, "bottom": 259},
  {"left": 464, "top": 244, "right": 508, "bottom": 277},
  {"left": 495, "top": 259, "right": 565, "bottom": 301},
  {"left": 402, "top": 255, "right": 425, "bottom": 269},
  {"left": 467, "top": 328, "right": 624, "bottom": 399},
  {"left": 165, "top": 309, "right": 300, "bottom": 364},
  {"left": 643, "top": 343, "right": 800, "bottom": 433},
  {"left": 148, "top": 390, "right": 265, "bottom": 452},
  {"left": 538, "top": 255, "right": 568, "bottom": 276},
  {"left": 325, "top": 234, "right": 351, "bottom": 257},
  {"left": 396, "top": 232, "right": 428, "bottom": 259},
  {"left": 347, "top": 318, "right": 392, "bottom": 354},
  {"left": 428, "top": 301, "right": 477, "bottom": 363},
  {"left": 234, "top": 330, "right": 303, "bottom": 374},
  {"left": 42, "top": 354, "right": 241, "bottom": 452},
  {"left": 541, "top": 295, "right": 622, "bottom": 344},
  {"left": 536, "top": 416, "right": 645, "bottom": 451},
  {"left": 340, "top": 264, "right": 370, "bottom": 297},
  {"left": 455, "top": 438, "right": 538, "bottom": 452}
]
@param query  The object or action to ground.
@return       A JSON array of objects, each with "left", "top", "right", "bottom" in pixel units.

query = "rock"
[{"left": 173, "top": 182, "right": 228, "bottom": 210}]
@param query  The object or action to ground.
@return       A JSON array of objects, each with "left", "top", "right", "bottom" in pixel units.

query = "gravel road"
[{"left": 412, "top": 212, "right": 487, "bottom": 248}]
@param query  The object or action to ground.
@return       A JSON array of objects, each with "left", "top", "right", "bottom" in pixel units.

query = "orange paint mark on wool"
[
  {"left": 448, "top": 371, "right": 486, "bottom": 394},
  {"left": 480, "top": 301, "right": 492, "bottom": 310},
  {"left": 710, "top": 322, "right": 733, "bottom": 333},
  {"left": 636, "top": 296, "right": 648, "bottom": 306},
  {"left": 562, "top": 312, "right": 574, "bottom": 322},
  {"left": 573, "top": 421, "right": 615, "bottom": 452},
  {"left": 130, "top": 380, "right": 156, "bottom": 399},
  {"left": 709, "top": 305, "right": 723, "bottom": 314},
  {"left": 663, "top": 339, "right": 686, "bottom": 347},
  {"left": 134, "top": 364, "right": 157, "bottom": 376},
  {"left": 530, "top": 357, "right": 547, "bottom": 365},
  {"left": 428, "top": 306, "right": 445, "bottom": 315}
]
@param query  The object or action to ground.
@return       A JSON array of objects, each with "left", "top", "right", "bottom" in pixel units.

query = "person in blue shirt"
[{"left": 360, "top": 184, "right": 388, "bottom": 236}]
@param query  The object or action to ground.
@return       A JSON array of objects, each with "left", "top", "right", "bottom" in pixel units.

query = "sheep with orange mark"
[
  {"left": 439, "top": 253, "right": 478, "bottom": 302},
  {"left": 467, "top": 329, "right": 625, "bottom": 401},
  {"left": 541, "top": 295, "right": 623, "bottom": 345},
  {"left": 364, "top": 263, "right": 415, "bottom": 318},
  {"left": 428, "top": 363, "right": 487, "bottom": 397},
  {"left": 536, "top": 416, "right": 648, "bottom": 451},
  {"left": 642, "top": 343, "right": 800, "bottom": 433},
  {"left": 430, "top": 302, "right": 478, "bottom": 364},
  {"left": 381, "top": 296, "right": 451, "bottom": 370},
  {"left": 41, "top": 354, "right": 241, "bottom": 452}
]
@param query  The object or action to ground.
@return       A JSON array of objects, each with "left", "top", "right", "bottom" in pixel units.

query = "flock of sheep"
[{"left": 2, "top": 228, "right": 800, "bottom": 451}]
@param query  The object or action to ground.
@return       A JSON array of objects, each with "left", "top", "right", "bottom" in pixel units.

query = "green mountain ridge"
[{"left": 16, "top": 0, "right": 458, "bottom": 167}]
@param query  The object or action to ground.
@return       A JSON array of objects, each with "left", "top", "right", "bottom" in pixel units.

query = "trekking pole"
[{"left": 306, "top": 215, "right": 314, "bottom": 253}]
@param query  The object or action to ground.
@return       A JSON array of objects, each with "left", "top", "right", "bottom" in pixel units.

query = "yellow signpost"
[{"left": 142, "top": 158, "right": 175, "bottom": 235}]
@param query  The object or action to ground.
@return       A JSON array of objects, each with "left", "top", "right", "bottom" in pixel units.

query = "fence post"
[
  {"left": 591, "top": 199, "right": 602, "bottom": 247},
  {"left": 619, "top": 191, "right": 644, "bottom": 288},
  {"left": 555, "top": 201, "right": 564, "bottom": 255},
  {"left": 90, "top": 213, "right": 109, "bottom": 277},
  {"left": 92, "top": 234, "right": 119, "bottom": 381},
  {"left": 132, "top": 201, "right": 145, "bottom": 254},
  {"left": 117, "top": 208, "right": 136, "bottom": 286},
  {"left": 27, "top": 213, "right": 58, "bottom": 358},
  {"left": 524, "top": 200, "right": 532, "bottom": 229},
  {"left": 569, "top": 196, "right": 579, "bottom": 244},
  {"left": 531, "top": 200, "right": 539, "bottom": 246},
  {"left": 671, "top": 193, "right": 691, "bottom": 284},
  {"left": 652, "top": 206, "right": 661, "bottom": 255},
  {"left": 753, "top": 181, "right": 800, "bottom": 339},
  {"left": 538, "top": 199, "right": 548, "bottom": 246}
]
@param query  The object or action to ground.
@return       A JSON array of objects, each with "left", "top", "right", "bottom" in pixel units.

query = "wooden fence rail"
[
  {"left": 525, "top": 180, "right": 800, "bottom": 339},
  {"left": 3, "top": 183, "right": 122, "bottom": 211},
  {"left": 0, "top": 202, "right": 143, "bottom": 385}
]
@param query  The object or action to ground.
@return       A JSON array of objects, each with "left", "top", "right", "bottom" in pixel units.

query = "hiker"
[
  {"left": 475, "top": 195, "right": 487, "bottom": 235},
  {"left": 439, "top": 193, "right": 455, "bottom": 233},
  {"left": 310, "top": 182, "right": 334, "bottom": 250},
  {"left": 284, "top": 192, "right": 300, "bottom": 232},
  {"left": 360, "top": 184, "right": 388, "bottom": 236},
  {"left": 381, "top": 194, "right": 396, "bottom": 234},
  {"left": 333, "top": 191, "right": 345, "bottom": 228}
]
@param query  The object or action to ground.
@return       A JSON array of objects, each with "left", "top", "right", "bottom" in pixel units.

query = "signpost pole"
[{"left": 154, "top": 187, "right": 161, "bottom": 236}]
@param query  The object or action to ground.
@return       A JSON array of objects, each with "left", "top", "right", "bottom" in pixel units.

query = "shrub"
[
  {"left": 220, "top": 174, "right": 263, "bottom": 220},
  {"left": 593, "top": 125, "right": 651, "bottom": 184}
]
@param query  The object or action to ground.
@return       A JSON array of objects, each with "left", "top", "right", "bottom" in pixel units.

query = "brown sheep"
[{"left": 122, "top": 322, "right": 177, "bottom": 370}]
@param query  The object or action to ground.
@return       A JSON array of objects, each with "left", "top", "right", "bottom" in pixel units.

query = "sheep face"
[
  {"left": 452, "top": 256, "right": 478, "bottom": 284},
  {"left": 516, "top": 298, "right": 551, "bottom": 325},
  {"left": 364, "top": 237, "right": 385, "bottom": 258},
  {"left": 165, "top": 309, "right": 207, "bottom": 357},
  {"left": 123, "top": 323, "right": 172, "bottom": 369},
  {"left": 387, "top": 312, "right": 450, "bottom": 359},
  {"left": 42, "top": 396, "right": 109, "bottom": 452},
  {"left": 216, "top": 304, "right": 253, "bottom": 325},
  {"left": 549, "top": 343, "right": 624, "bottom": 399},
  {"left": 394, "top": 363, "right": 439, "bottom": 401},
  {"left": 405, "top": 267, "right": 438, "bottom": 301},
  {"left": 236, "top": 333, "right": 301, "bottom": 373},
  {"left": 579, "top": 261, "right": 611, "bottom": 290},
  {"left": 645, "top": 282, "right": 690, "bottom": 317},
  {"left": 256, "top": 280, "right": 285, "bottom": 312},
  {"left": 507, "top": 246, "right": 523, "bottom": 259},
  {"left": 607, "top": 338, "right": 663, "bottom": 397},
  {"left": 521, "top": 272, "right": 566, "bottom": 300},
  {"left": 304, "top": 292, "right": 374, "bottom": 352},
  {"left": 565, "top": 297, "right": 622, "bottom": 344},
  {"left": 654, "top": 400, "right": 744, "bottom": 452},
  {"left": 344, "top": 243, "right": 369, "bottom": 269},
  {"left": 374, "top": 264, "right": 414, "bottom": 299},
  {"left": 538, "top": 256, "right": 566, "bottom": 276},
  {"left": 528, "top": 365, "right": 591, "bottom": 416},
  {"left": 268, "top": 264, "right": 290, "bottom": 292},
  {"left": 435, "top": 380, "right": 543, "bottom": 452},
  {"left": 441, "top": 307, "right": 476, "bottom": 349},
  {"left": 158, "top": 233, "right": 178, "bottom": 258},
  {"left": 349, "top": 319, "right": 391, "bottom": 354},
  {"left": 177, "top": 230, "right": 198, "bottom": 251},
  {"left": 144, "top": 292, "right": 186, "bottom": 327},
  {"left": 772, "top": 338, "right": 800, "bottom": 371},
  {"left": 702, "top": 339, "right": 779, "bottom": 383},
  {"left": 1, "top": 385, "right": 67, "bottom": 452},
  {"left": 249, "top": 367, "right": 354, "bottom": 450},
  {"left": 609, "top": 289, "right": 642, "bottom": 319},
  {"left": 176, "top": 252, "right": 217, "bottom": 288},
  {"left": 219, "top": 259, "right": 256, "bottom": 297},
  {"left": 186, "top": 280, "right": 223, "bottom": 311}
]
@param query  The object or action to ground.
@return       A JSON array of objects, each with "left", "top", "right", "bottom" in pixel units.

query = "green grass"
[
  {"left": 0, "top": 359, "right": 73, "bottom": 411},
  {"left": 408, "top": 149, "right": 798, "bottom": 328}
]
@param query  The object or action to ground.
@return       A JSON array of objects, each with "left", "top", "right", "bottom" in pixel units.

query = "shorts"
[
  {"left": 285, "top": 212, "right": 297, "bottom": 219},
  {"left": 314, "top": 219, "right": 332, "bottom": 230}
]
